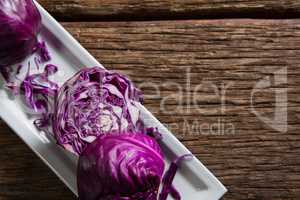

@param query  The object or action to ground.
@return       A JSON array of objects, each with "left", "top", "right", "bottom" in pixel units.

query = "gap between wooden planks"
[
  {"left": 38, "top": 0, "right": 300, "bottom": 20},
  {"left": 1, "top": 19, "right": 300, "bottom": 199}
]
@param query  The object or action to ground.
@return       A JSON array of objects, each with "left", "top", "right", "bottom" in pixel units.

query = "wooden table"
[{"left": 1, "top": 1, "right": 300, "bottom": 199}]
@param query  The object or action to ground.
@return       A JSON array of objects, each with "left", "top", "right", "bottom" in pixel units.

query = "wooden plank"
[
  {"left": 38, "top": 0, "right": 300, "bottom": 20},
  {"left": 0, "top": 120, "right": 75, "bottom": 200},
  {"left": 1, "top": 19, "right": 300, "bottom": 199}
]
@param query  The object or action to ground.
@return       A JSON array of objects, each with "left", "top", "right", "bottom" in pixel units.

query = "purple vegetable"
[
  {"left": 78, "top": 133, "right": 165, "bottom": 200},
  {"left": 146, "top": 127, "right": 163, "bottom": 140},
  {"left": 53, "top": 67, "right": 143, "bottom": 155},
  {"left": 34, "top": 41, "right": 51, "bottom": 63},
  {"left": 159, "top": 154, "right": 193, "bottom": 200},
  {"left": 0, "top": 66, "right": 12, "bottom": 82},
  {"left": 0, "top": 0, "right": 41, "bottom": 67},
  {"left": 21, "top": 64, "right": 59, "bottom": 114}
]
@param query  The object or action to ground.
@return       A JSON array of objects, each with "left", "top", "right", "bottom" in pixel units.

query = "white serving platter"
[{"left": 0, "top": 1, "right": 227, "bottom": 199}]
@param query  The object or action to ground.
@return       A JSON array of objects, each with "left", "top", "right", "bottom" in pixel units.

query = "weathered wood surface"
[
  {"left": 38, "top": 0, "right": 300, "bottom": 20},
  {"left": 0, "top": 120, "right": 75, "bottom": 200},
  {"left": 1, "top": 20, "right": 300, "bottom": 200}
]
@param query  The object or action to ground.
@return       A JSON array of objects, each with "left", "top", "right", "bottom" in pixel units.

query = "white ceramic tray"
[{"left": 0, "top": 2, "right": 227, "bottom": 199}]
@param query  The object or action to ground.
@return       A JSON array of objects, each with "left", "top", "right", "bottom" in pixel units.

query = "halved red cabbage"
[
  {"left": 78, "top": 133, "right": 165, "bottom": 200},
  {"left": 53, "top": 67, "right": 143, "bottom": 155},
  {"left": 0, "top": 0, "right": 51, "bottom": 83},
  {"left": 0, "top": 0, "right": 41, "bottom": 67}
]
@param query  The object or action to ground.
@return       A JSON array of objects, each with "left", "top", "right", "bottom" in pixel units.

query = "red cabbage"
[
  {"left": 0, "top": 0, "right": 51, "bottom": 83},
  {"left": 21, "top": 64, "right": 58, "bottom": 115},
  {"left": 78, "top": 133, "right": 165, "bottom": 200},
  {"left": 34, "top": 41, "right": 51, "bottom": 63},
  {"left": 0, "top": 66, "right": 12, "bottom": 82},
  {"left": 0, "top": 0, "right": 41, "bottom": 67},
  {"left": 159, "top": 154, "right": 193, "bottom": 200},
  {"left": 146, "top": 127, "right": 163, "bottom": 140},
  {"left": 53, "top": 67, "right": 143, "bottom": 155}
]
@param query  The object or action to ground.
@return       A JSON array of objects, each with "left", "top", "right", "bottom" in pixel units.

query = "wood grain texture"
[
  {"left": 37, "top": 0, "right": 300, "bottom": 20},
  {"left": 1, "top": 19, "right": 300, "bottom": 199},
  {"left": 0, "top": 120, "right": 75, "bottom": 200}
]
